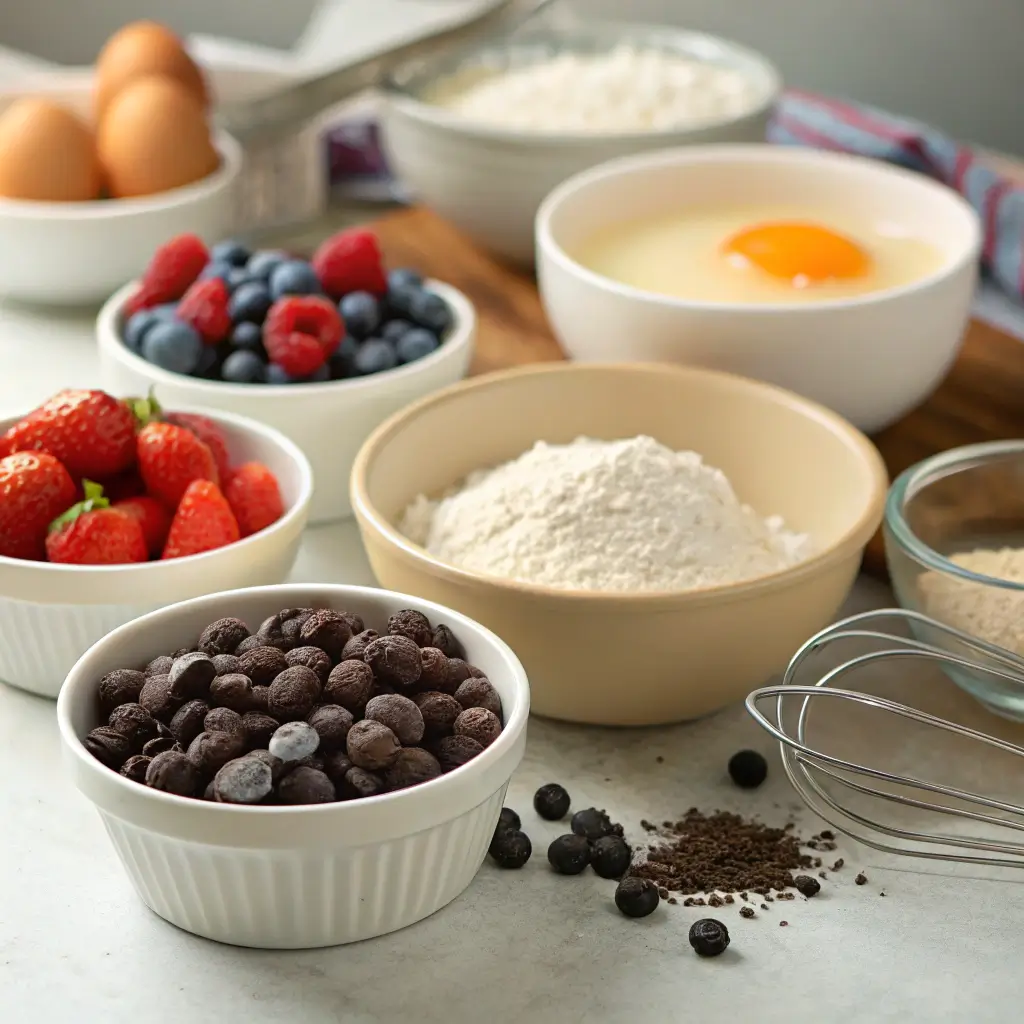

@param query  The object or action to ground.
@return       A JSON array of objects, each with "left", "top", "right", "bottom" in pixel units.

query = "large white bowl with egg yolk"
[{"left": 536, "top": 144, "right": 982, "bottom": 433}]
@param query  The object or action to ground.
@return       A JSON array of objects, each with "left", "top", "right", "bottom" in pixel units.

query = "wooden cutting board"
[{"left": 371, "top": 206, "right": 1024, "bottom": 580}]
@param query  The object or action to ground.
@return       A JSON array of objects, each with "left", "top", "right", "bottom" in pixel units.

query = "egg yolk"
[{"left": 721, "top": 222, "right": 871, "bottom": 285}]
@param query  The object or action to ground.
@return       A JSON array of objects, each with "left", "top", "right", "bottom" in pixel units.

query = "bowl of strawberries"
[
  {"left": 95, "top": 228, "right": 476, "bottom": 525},
  {"left": 0, "top": 387, "right": 313, "bottom": 698}
]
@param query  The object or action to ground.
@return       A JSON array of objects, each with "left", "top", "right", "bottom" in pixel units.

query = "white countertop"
[{"left": 4, "top": 220, "right": 1024, "bottom": 1022}]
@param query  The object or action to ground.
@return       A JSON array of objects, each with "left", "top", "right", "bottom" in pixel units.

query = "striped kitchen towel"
[{"left": 770, "top": 90, "right": 1024, "bottom": 302}]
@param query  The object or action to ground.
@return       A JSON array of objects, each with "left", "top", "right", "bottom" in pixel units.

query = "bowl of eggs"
[
  {"left": 380, "top": 21, "right": 780, "bottom": 265},
  {"left": 537, "top": 144, "right": 982, "bottom": 433},
  {"left": 0, "top": 21, "right": 241, "bottom": 305}
]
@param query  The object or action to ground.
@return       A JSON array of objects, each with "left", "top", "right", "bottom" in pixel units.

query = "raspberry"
[
  {"left": 264, "top": 296, "right": 342, "bottom": 358},
  {"left": 130, "top": 234, "right": 210, "bottom": 311},
  {"left": 176, "top": 278, "right": 231, "bottom": 344},
  {"left": 267, "top": 333, "right": 324, "bottom": 377},
  {"left": 311, "top": 229, "right": 386, "bottom": 299}
]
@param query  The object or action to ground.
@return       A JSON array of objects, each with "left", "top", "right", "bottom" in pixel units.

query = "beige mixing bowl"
[{"left": 351, "top": 363, "right": 887, "bottom": 725}]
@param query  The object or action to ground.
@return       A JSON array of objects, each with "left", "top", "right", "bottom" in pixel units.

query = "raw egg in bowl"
[{"left": 537, "top": 144, "right": 981, "bottom": 432}]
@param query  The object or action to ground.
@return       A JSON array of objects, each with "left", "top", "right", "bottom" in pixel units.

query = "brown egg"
[
  {"left": 94, "top": 20, "right": 208, "bottom": 121},
  {"left": 97, "top": 75, "right": 219, "bottom": 198},
  {"left": 0, "top": 97, "right": 102, "bottom": 202}
]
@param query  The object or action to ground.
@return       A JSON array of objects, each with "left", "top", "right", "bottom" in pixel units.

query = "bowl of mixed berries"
[
  {"left": 96, "top": 228, "right": 476, "bottom": 524},
  {"left": 0, "top": 387, "right": 312, "bottom": 698}
]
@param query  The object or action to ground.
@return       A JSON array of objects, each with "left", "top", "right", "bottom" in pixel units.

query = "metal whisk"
[{"left": 745, "top": 608, "right": 1024, "bottom": 868}]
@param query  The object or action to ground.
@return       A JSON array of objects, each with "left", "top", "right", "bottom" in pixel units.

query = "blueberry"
[
  {"left": 268, "top": 721, "right": 320, "bottom": 763},
  {"left": 245, "top": 250, "right": 288, "bottom": 281},
  {"left": 728, "top": 749, "right": 768, "bottom": 789},
  {"left": 230, "top": 321, "right": 263, "bottom": 352},
  {"left": 388, "top": 268, "right": 422, "bottom": 291},
  {"left": 688, "top": 918, "right": 730, "bottom": 956},
  {"left": 352, "top": 338, "right": 397, "bottom": 376},
  {"left": 409, "top": 290, "right": 453, "bottom": 335},
  {"left": 570, "top": 807, "right": 617, "bottom": 841},
  {"left": 199, "top": 261, "right": 234, "bottom": 284},
  {"left": 141, "top": 321, "right": 202, "bottom": 375},
  {"left": 265, "top": 363, "right": 297, "bottom": 385},
  {"left": 328, "top": 335, "right": 358, "bottom": 380},
  {"left": 615, "top": 877, "right": 660, "bottom": 919},
  {"left": 591, "top": 835, "right": 632, "bottom": 879},
  {"left": 123, "top": 309, "right": 162, "bottom": 353},
  {"left": 338, "top": 291, "right": 381, "bottom": 340},
  {"left": 488, "top": 828, "right": 532, "bottom": 869},
  {"left": 385, "top": 283, "right": 418, "bottom": 320},
  {"left": 195, "top": 345, "right": 221, "bottom": 378},
  {"left": 381, "top": 318, "right": 413, "bottom": 343},
  {"left": 301, "top": 364, "right": 330, "bottom": 384},
  {"left": 533, "top": 783, "right": 570, "bottom": 821},
  {"left": 547, "top": 834, "right": 591, "bottom": 875},
  {"left": 396, "top": 328, "right": 439, "bottom": 364},
  {"left": 211, "top": 240, "right": 251, "bottom": 267},
  {"left": 221, "top": 349, "right": 266, "bottom": 384},
  {"left": 229, "top": 282, "right": 272, "bottom": 325},
  {"left": 227, "top": 267, "right": 249, "bottom": 291},
  {"left": 269, "top": 259, "right": 321, "bottom": 300}
]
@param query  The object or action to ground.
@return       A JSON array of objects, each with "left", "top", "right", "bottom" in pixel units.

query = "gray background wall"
[{"left": 1, "top": 0, "right": 1020, "bottom": 154}]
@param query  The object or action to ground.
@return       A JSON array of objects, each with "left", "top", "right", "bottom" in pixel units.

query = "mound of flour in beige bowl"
[{"left": 398, "top": 435, "right": 811, "bottom": 592}]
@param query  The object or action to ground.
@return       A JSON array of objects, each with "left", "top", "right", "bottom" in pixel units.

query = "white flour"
[
  {"left": 399, "top": 436, "right": 810, "bottom": 592},
  {"left": 919, "top": 546, "right": 1024, "bottom": 655},
  {"left": 430, "top": 46, "right": 759, "bottom": 134}
]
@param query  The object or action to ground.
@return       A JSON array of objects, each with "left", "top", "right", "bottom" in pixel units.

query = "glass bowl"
[{"left": 884, "top": 440, "right": 1024, "bottom": 718}]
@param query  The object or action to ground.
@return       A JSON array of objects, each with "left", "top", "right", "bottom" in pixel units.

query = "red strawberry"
[
  {"left": 125, "top": 233, "right": 209, "bottom": 313},
  {"left": 164, "top": 412, "right": 232, "bottom": 483},
  {"left": 0, "top": 452, "right": 78, "bottom": 560},
  {"left": 224, "top": 462, "right": 284, "bottom": 537},
  {"left": 1, "top": 389, "right": 138, "bottom": 480},
  {"left": 137, "top": 422, "right": 219, "bottom": 509},
  {"left": 176, "top": 277, "right": 231, "bottom": 344},
  {"left": 264, "top": 295, "right": 342, "bottom": 366},
  {"left": 162, "top": 480, "right": 240, "bottom": 559},
  {"left": 311, "top": 228, "right": 386, "bottom": 298},
  {"left": 114, "top": 495, "right": 172, "bottom": 558},
  {"left": 45, "top": 481, "right": 147, "bottom": 565}
]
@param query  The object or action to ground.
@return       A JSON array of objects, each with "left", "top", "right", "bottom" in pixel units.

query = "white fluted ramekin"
[
  {"left": 57, "top": 584, "right": 530, "bottom": 949},
  {"left": 0, "top": 408, "right": 312, "bottom": 698}
]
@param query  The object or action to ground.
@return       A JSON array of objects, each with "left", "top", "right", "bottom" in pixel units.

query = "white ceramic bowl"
[
  {"left": 0, "top": 81, "right": 242, "bottom": 306},
  {"left": 380, "top": 22, "right": 780, "bottom": 265},
  {"left": 57, "top": 583, "right": 530, "bottom": 949},
  {"left": 537, "top": 144, "right": 982, "bottom": 434},
  {"left": 96, "top": 279, "right": 476, "bottom": 525},
  {"left": 0, "top": 408, "right": 312, "bottom": 698}
]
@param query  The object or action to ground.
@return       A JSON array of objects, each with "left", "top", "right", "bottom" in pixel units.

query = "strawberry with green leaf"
[{"left": 46, "top": 481, "right": 148, "bottom": 565}]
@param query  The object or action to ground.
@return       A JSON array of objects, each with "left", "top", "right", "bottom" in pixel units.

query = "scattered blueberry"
[
  {"left": 615, "top": 877, "right": 660, "bottom": 919},
  {"left": 304, "top": 364, "right": 330, "bottom": 383},
  {"left": 381, "top": 318, "right": 413, "bottom": 343},
  {"left": 547, "top": 834, "right": 591, "bottom": 875},
  {"left": 230, "top": 321, "right": 263, "bottom": 352},
  {"left": 384, "top": 283, "right": 418, "bottom": 320},
  {"left": 199, "top": 261, "right": 234, "bottom": 284},
  {"left": 211, "top": 240, "right": 251, "bottom": 267},
  {"left": 353, "top": 338, "right": 398, "bottom": 376},
  {"left": 728, "top": 750, "right": 768, "bottom": 789},
  {"left": 489, "top": 828, "right": 532, "bottom": 869},
  {"left": 221, "top": 349, "right": 266, "bottom": 384},
  {"left": 153, "top": 302, "right": 180, "bottom": 320},
  {"left": 533, "top": 783, "right": 571, "bottom": 821},
  {"left": 339, "top": 291, "right": 380, "bottom": 339},
  {"left": 268, "top": 722, "right": 320, "bottom": 763},
  {"left": 591, "top": 835, "right": 632, "bottom": 879},
  {"left": 269, "top": 259, "right": 321, "bottom": 300},
  {"left": 265, "top": 363, "right": 296, "bottom": 385},
  {"left": 246, "top": 250, "right": 287, "bottom": 281},
  {"left": 388, "top": 268, "right": 423, "bottom": 291},
  {"left": 409, "top": 290, "right": 453, "bottom": 335},
  {"left": 688, "top": 918, "right": 730, "bottom": 956},
  {"left": 570, "top": 807, "right": 616, "bottom": 842},
  {"left": 494, "top": 807, "right": 521, "bottom": 837},
  {"left": 228, "top": 281, "right": 272, "bottom": 324},
  {"left": 195, "top": 345, "right": 220, "bottom": 378},
  {"left": 396, "top": 328, "right": 439, "bottom": 364},
  {"left": 141, "top": 321, "right": 202, "bottom": 374},
  {"left": 227, "top": 267, "right": 249, "bottom": 290},
  {"left": 328, "top": 335, "right": 358, "bottom": 380},
  {"left": 124, "top": 309, "right": 162, "bottom": 353}
]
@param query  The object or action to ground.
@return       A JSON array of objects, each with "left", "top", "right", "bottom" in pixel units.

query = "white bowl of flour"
[{"left": 351, "top": 362, "right": 887, "bottom": 726}]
